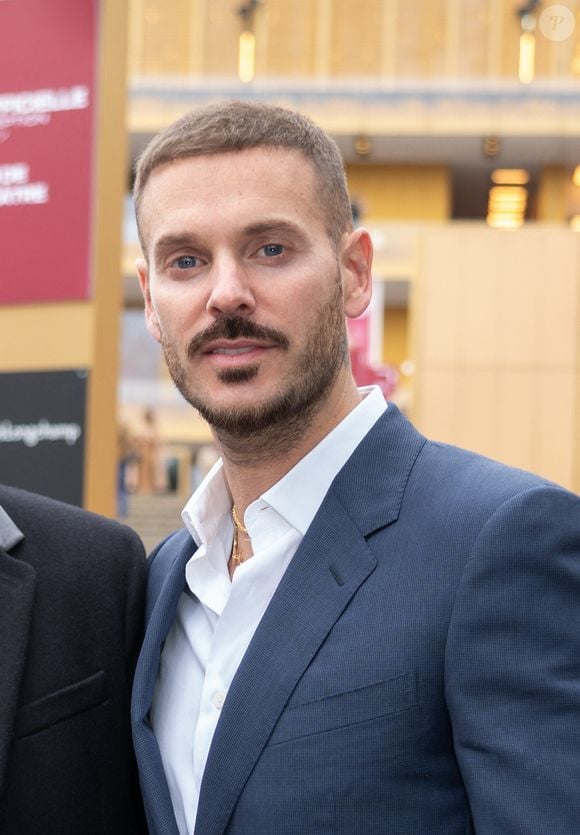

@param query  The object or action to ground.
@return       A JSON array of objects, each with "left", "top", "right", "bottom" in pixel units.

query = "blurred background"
[{"left": 1, "top": 0, "right": 579, "bottom": 548}]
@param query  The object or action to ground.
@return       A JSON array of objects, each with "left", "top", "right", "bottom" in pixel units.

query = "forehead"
[{"left": 138, "top": 147, "right": 326, "bottom": 250}]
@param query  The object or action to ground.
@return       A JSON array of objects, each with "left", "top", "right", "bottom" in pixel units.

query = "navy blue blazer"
[{"left": 132, "top": 405, "right": 580, "bottom": 834}]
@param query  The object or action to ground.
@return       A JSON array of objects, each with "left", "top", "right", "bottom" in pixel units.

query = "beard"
[{"left": 160, "top": 271, "right": 348, "bottom": 448}]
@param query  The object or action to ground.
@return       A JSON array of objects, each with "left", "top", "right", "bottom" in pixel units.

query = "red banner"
[{"left": 0, "top": 0, "right": 97, "bottom": 304}]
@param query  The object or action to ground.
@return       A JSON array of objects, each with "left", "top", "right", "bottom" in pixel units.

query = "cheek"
[{"left": 151, "top": 292, "right": 201, "bottom": 349}]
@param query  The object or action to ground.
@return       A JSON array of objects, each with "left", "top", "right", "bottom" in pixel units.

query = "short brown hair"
[{"left": 133, "top": 100, "right": 352, "bottom": 250}]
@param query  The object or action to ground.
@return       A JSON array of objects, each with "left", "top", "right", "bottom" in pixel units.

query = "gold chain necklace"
[{"left": 231, "top": 504, "right": 249, "bottom": 565}]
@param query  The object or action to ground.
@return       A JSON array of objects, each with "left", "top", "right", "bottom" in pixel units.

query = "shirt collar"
[
  {"left": 182, "top": 458, "right": 229, "bottom": 548},
  {"left": 261, "top": 385, "right": 386, "bottom": 535},
  {"left": 182, "top": 386, "right": 386, "bottom": 545}
]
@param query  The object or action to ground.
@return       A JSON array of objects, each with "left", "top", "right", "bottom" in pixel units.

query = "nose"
[{"left": 205, "top": 256, "right": 256, "bottom": 318}]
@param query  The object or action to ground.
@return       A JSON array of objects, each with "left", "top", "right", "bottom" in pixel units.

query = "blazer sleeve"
[{"left": 445, "top": 484, "right": 580, "bottom": 833}]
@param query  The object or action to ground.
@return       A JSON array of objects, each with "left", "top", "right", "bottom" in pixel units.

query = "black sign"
[{"left": 0, "top": 369, "right": 87, "bottom": 506}]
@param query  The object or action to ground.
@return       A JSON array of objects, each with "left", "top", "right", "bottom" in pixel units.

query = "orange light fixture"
[
  {"left": 238, "top": 30, "right": 256, "bottom": 83},
  {"left": 491, "top": 169, "right": 530, "bottom": 185},
  {"left": 518, "top": 32, "right": 536, "bottom": 84}
]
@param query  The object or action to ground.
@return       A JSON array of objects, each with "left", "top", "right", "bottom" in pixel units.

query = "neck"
[{"left": 216, "top": 374, "right": 362, "bottom": 513}]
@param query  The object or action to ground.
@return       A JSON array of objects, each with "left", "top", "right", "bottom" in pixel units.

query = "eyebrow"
[
  {"left": 241, "top": 219, "right": 306, "bottom": 238},
  {"left": 153, "top": 233, "right": 197, "bottom": 254},
  {"left": 151, "top": 233, "right": 199, "bottom": 267}
]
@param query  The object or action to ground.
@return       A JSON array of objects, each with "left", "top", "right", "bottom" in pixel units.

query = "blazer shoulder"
[
  {"left": 0, "top": 484, "right": 145, "bottom": 569},
  {"left": 416, "top": 438, "right": 576, "bottom": 514}
]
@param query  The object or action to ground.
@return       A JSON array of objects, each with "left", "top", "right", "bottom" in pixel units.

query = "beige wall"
[
  {"left": 346, "top": 165, "right": 451, "bottom": 223},
  {"left": 412, "top": 224, "right": 580, "bottom": 491}
]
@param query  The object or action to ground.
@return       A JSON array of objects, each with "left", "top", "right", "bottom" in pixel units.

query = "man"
[
  {"left": 131, "top": 101, "right": 580, "bottom": 835},
  {"left": 0, "top": 484, "right": 147, "bottom": 834}
]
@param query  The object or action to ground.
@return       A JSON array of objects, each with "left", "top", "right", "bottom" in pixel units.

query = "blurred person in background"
[
  {"left": 117, "top": 419, "right": 139, "bottom": 517},
  {"left": 0, "top": 483, "right": 147, "bottom": 834},
  {"left": 135, "top": 407, "right": 166, "bottom": 494},
  {"left": 131, "top": 101, "right": 580, "bottom": 835}
]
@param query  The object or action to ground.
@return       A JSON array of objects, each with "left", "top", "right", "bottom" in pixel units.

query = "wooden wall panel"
[
  {"left": 455, "top": 0, "right": 491, "bottom": 77},
  {"left": 414, "top": 369, "right": 457, "bottom": 444},
  {"left": 126, "top": 0, "right": 578, "bottom": 80},
  {"left": 202, "top": 0, "right": 239, "bottom": 76},
  {"left": 128, "top": 0, "right": 145, "bottom": 76},
  {"left": 536, "top": 233, "right": 578, "bottom": 363},
  {"left": 419, "top": 228, "right": 460, "bottom": 364},
  {"left": 140, "top": 0, "right": 193, "bottom": 74},
  {"left": 453, "top": 369, "right": 496, "bottom": 457},
  {"left": 414, "top": 225, "right": 580, "bottom": 491},
  {"left": 494, "top": 233, "right": 538, "bottom": 366},
  {"left": 455, "top": 238, "right": 498, "bottom": 366},
  {"left": 329, "top": 0, "right": 383, "bottom": 75},
  {"left": 394, "top": 0, "right": 447, "bottom": 77},
  {"left": 535, "top": 370, "right": 576, "bottom": 486},
  {"left": 263, "top": 0, "right": 317, "bottom": 76},
  {"left": 499, "top": 0, "right": 520, "bottom": 77},
  {"left": 495, "top": 370, "right": 535, "bottom": 471},
  {"left": 535, "top": 0, "right": 579, "bottom": 77}
]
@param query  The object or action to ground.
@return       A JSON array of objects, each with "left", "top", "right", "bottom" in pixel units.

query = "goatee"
[{"left": 160, "top": 276, "right": 347, "bottom": 456}]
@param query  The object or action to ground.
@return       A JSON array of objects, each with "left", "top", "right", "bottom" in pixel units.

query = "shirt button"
[{"left": 213, "top": 691, "right": 226, "bottom": 710}]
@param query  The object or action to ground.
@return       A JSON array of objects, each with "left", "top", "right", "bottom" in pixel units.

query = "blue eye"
[
  {"left": 261, "top": 244, "right": 284, "bottom": 257},
  {"left": 175, "top": 255, "right": 198, "bottom": 269}
]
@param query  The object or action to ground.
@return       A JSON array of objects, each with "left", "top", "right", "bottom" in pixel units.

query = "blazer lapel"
[
  {"left": 132, "top": 531, "right": 193, "bottom": 835},
  {"left": 195, "top": 497, "right": 377, "bottom": 835},
  {"left": 0, "top": 518, "right": 35, "bottom": 794},
  {"left": 195, "top": 405, "right": 426, "bottom": 835}
]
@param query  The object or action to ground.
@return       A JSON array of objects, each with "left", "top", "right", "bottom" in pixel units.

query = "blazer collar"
[
  {"left": 331, "top": 403, "right": 426, "bottom": 535},
  {"left": 132, "top": 531, "right": 193, "bottom": 835},
  {"left": 0, "top": 510, "right": 35, "bottom": 794},
  {"left": 195, "top": 405, "right": 426, "bottom": 834}
]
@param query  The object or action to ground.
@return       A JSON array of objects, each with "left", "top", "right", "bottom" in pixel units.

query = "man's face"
[{"left": 137, "top": 147, "right": 370, "bottom": 437}]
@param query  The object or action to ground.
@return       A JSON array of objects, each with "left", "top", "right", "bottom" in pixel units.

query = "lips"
[
  {"left": 211, "top": 346, "right": 260, "bottom": 356},
  {"left": 203, "top": 338, "right": 274, "bottom": 356},
  {"left": 198, "top": 337, "right": 277, "bottom": 371}
]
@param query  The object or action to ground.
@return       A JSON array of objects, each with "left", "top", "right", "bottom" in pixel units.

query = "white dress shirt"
[{"left": 150, "top": 386, "right": 387, "bottom": 835}]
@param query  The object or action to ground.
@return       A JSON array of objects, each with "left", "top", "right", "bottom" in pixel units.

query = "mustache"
[{"left": 186, "top": 317, "right": 290, "bottom": 358}]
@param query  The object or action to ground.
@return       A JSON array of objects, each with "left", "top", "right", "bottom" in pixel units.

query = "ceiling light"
[
  {"left": 491, "top": 168, "right": 530, "bottom": 185},
  {"left": 487, "top": 215, "right": 524, "bottom": 229},
  {"left": 483, "top": 136, "right": 501, "bottom": 157},
  {"left": 236, "top": 0, "right": 260, "bottom": 83},
  {"left": 487, "top": 184, "right": 528, "bottom": 229},
  {"left": 238, "top": 31, "right": 255, "bottom": 83},
  {"left": 354, "top": 135, "right": 372, "bottom": 157},
  {"left": 518, "top": 32, "right": 536, "bottom": 84}
]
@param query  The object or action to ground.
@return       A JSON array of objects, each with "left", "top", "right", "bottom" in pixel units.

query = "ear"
[
  {"left": 340, "top": 228, "right": 373, "bottom": 319},
  {"left": 136, "top": 258, "right": 162, "bottom": 342}
]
